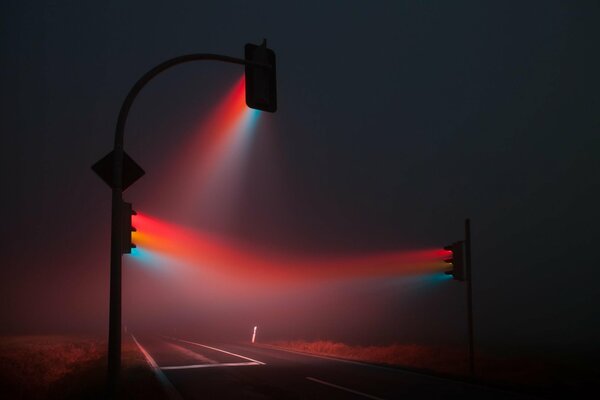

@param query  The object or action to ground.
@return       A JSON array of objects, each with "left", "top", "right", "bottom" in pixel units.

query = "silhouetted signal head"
[
  {"left": 121, "top": 202, "right": 137, "bottom": 254},
  {"left": 245, "top": 39, "right": 277, "bottom": 112},
  {"left": 443, "top": 241, "right": 465, "bottom": 281}
]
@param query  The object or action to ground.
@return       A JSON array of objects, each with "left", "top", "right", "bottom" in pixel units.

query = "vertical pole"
[
  {"left": 465, "top": 218, "right": 475, "bottom": 377},
  {"left": 101, "top": 52, "right": 267, "bottom": 397},
  {"left": 107, "top": 151, "right": 124, "bottom": 397}
]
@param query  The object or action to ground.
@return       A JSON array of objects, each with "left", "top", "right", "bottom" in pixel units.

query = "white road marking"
[
  {"left": 161, "top": 361, "right": 262, "bottom": 370},
  {"left": 131, "top": 335, "right": 183, "bottom": 400},
  {"left": 132, "top": 334, "right": 160, "bottom": 368},
  {"left": 256, "top": 343, "right": 380, "bottom": 368},
  {"left": 306, "top": 377, "right": 387, "bottom": 400},
  {"left": 166, "top": 336, "right": 266, "bottom": 365},
  {"left": 166, "top": 342, "right": 218, "bottom": 364},
  {"left": 267, "top": 345, "right": 524, "bottom": 397}
]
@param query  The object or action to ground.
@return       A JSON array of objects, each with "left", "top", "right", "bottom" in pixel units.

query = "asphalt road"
[{"left": 132, "top": 335, "right": 540, "bottom": 400}]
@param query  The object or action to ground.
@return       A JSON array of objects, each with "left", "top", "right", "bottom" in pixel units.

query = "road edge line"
[
  {"left": 254, "top": 343, "right": 400, "bottom": 371},
  {"left": 131, "top": 334, "right": 183, "bottom": 400}
]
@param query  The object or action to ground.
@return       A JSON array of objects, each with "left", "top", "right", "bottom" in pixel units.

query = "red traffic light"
[{"left": 443, "top": 241, "right": 465, "bottom": 281}]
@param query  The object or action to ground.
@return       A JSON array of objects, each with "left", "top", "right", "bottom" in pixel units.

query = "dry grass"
[{"left": 0, "top": 335, "right": 167, "bottom": 399}]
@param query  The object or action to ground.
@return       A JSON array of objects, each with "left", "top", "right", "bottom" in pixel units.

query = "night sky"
[{"left": 1, "top": 1, "right": 599, "bottom": 360}]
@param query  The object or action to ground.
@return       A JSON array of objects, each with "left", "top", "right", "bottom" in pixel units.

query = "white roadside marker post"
[{"left": 252, "top": 326, "right": 258, "bottom": 344}]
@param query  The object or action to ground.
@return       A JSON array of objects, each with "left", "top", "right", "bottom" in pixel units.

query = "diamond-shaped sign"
[{"left": 92, "top": 150, "right": 145, "bottom": 191}]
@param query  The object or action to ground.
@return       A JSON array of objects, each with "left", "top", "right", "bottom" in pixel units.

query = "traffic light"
[
  {"left": 245, "top": 39, "right": 277, "bottom": 112},
  {"left": 121, "top": 201, "right": 137, "bottom": 254},
  {"left": 444, "top": 241, "right": 465, "bottom": 281}
]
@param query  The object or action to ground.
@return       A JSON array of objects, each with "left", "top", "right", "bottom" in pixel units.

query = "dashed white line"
[
  {"left": 306, "top": 377, "right": 387, "bottom": 400},
  {"left": 261, "top": 344, "right": 524, "bottom": 396}
]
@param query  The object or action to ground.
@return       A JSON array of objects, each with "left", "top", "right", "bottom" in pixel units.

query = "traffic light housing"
[
  {"left": 121, "top": 202, "right": 137, "bottom": 254},
  {"left": 245, "top": 39, "right": 277, "bottom": 112},
  {"left": 444, "top": 241, "right": 465, "bottom": 281}
]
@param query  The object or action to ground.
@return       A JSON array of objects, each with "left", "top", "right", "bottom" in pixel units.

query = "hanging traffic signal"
[
  {"left": 245, "top": 39, "right": 277, "bottom": 112},
  {"left": 444, "top": 241, "right": 465, "bottom": 281},
  {"left": 121, "top": 202, "right": 137, "bottom": 254}
]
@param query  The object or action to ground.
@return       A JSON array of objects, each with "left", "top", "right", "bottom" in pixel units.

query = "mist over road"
[{"left": 133, "top": 335, "right": 537, "bottom": 400}]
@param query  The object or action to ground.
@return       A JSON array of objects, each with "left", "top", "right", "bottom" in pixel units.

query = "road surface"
[{"left": 132, "top": 335, "right": 539, "bottom": 400}]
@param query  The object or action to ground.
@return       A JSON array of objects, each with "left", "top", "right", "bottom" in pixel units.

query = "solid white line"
[
  {"left": 167, "top": 337, "right": 266, "bottom": 365},
  {"left": 306, "top": 377, "right": 387, "bottom": 400},
  {"left": 132, "top": 334, "right": 160, "bottom": 368},
  {"left": 166, "top": 342, "right": 218, "bottom": 364},
  {"left": 131, "top": 335, "right": 183, "bottom": 400},
  {"left": 161, "top": 361, "right": 262, "bottom": 370}
]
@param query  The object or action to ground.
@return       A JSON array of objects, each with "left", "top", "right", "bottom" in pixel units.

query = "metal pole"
[
  {"left": 465, "top": 218, "right": 475, "bottom": 377},
  {"left": 106, "top": 53, "right": 266, "bottom": 396},
  {"left": 107, "top": 184, "right": 122, "bottom": 396}
]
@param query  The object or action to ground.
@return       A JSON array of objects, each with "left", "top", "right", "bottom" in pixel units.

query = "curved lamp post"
[{"left": 92, "top": 41, "right": 276, "bottom": 395}]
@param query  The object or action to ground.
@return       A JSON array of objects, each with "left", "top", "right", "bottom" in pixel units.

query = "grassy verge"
[
  {"left": 270, "top": 340, "right": 597, "bottom": 396},
  {"left": 0, "top": 335, "right": 167, "bottom": 399}
]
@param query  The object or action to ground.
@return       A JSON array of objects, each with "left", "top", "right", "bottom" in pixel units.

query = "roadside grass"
[
  {"left": 0, "top": 335, "right": 167, "bottom": 399},
  {"left": 270, "top": 340, "right": 597, "bottom": 396}
]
